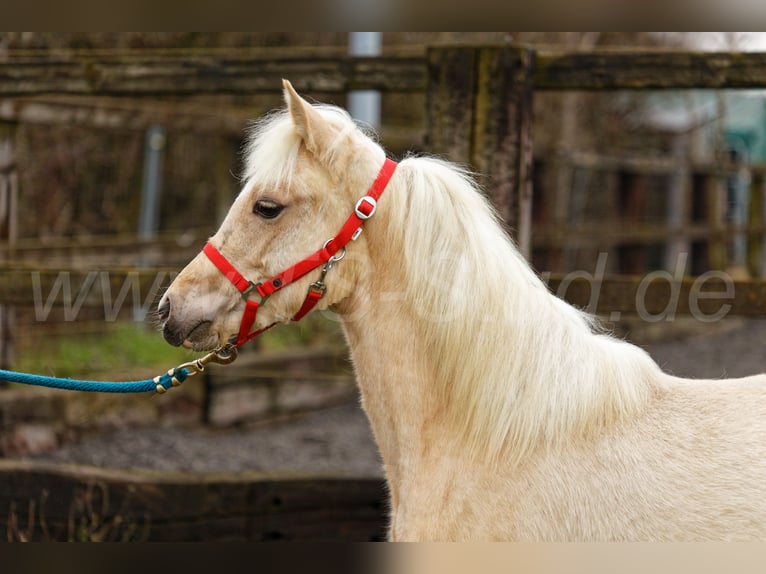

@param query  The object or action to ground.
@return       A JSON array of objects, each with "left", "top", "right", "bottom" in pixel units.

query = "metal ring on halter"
[
  {"left": 175, "top": 345, "right": 239, "bottom": 377},
  {"left": 323, "top": 238, "right": 346, "bottom": 264}
]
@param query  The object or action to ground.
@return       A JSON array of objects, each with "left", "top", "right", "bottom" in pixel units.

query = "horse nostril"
[{"left": 158, "top": 298, "right": 171, "bottom": 324}]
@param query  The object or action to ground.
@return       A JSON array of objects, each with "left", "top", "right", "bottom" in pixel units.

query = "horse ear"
[{"left": 282, "top": 79, "right": 336, "bottom": 158}]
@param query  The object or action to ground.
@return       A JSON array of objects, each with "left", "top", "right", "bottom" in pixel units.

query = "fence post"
[
  {"left": 706, "top": 172, "right": 727, "bottom": 270},
  {"left": 616, "top": 171, "right": 649, "bottom": 274},
  {"left": 425, "top": 46, "right": 476, "bottom": 165},
  {"left": 666, "top": 139, "right": 691, "bottom": 273},
  {"left": 0, "top": 121, "right": 18, "bottom": 373},
  {"left": 748, "top": 167, "right": 765, "bottom": 278},
  {"left": 426, "top": 44, "right": 536, "bottom": 258}
]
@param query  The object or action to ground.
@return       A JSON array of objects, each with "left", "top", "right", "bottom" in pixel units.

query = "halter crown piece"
[{"left": 203, "top": 158, "right": 398, "bottom": 347}]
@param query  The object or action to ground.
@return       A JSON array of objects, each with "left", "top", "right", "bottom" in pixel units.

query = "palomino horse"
[{"left": 159, "top": 80, "right": 766, "bottom": 541}]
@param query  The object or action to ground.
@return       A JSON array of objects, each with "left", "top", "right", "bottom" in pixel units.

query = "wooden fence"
[
  {"left": 0, "top": 460, "right": 387, "bottom": 541},
  {"left": 532, "top": 154, "right": 766, "bottom": 278},
  {"left": 3, "top": 44, "right": 766, "bottom": 542},
  {"left": 3, "top": 45, "right": 766, "bottom": 316}
]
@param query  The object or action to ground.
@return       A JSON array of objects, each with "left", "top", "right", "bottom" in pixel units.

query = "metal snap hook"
[
  {"left": 322, "top": 238, "right": 346, "bottom": 264},
  {"left": 175, "top": 345, "right": 239, "bottom": 377}
]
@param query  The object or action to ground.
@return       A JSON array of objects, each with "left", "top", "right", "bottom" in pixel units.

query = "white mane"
[
  {"left": 387, "top": 156, "right": 661, "bottom": 463},
  {"left": 242, "top": 105, "right": 375, "bottom": 190},
  {"left": 242, "top": 110, "right": 302, "bottom": 187},
  {"left": 244, "top": 102, "right": 662, "bottom": 465},
  {"left": 167, "top": 84, "right": 766, "bottom": 540}
]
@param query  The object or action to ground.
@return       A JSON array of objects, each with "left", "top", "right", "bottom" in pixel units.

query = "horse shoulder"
[
  {"left": 393, "top": 372, "right": 766, "bottom": 541},
  {"left": 501, "top": 372, "right": 766, "bottom": 540}
]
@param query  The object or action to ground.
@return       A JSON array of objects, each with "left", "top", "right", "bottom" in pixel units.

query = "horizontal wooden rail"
[
  {"left": 0, "top": 265, "right": 177, "bottom": 309},
  {"left": 546, "top": 274, "right": 766, "bottom": 317},
  {"left": 0, "top": 230, "right": 207, "bottom": 268},
  {"left": 0, "top": 230, "right": 206, "bottom": 252},
  {"left": 534, "top": 49, "right": 766, "bottom": 90},
  {"left": 0, "top": 96, "right": 255, "bottom": 135},
  {"left": 3, "top": 47, "right": 766, "bottom": 97},
  {"left": 0, "top": 49, "right": 427, "bottom": 96},
  {"left": 0, "top": 460, "right": 386, "bottom": 541},
  {"left": 543, "top": 152, "right": 766, "bottom": 177},
  {"left": 533, "top": 223, "right": 766, "bottom": 248},
  {"left": 1, "top": 263, "right": 764, "bottom": 316}
]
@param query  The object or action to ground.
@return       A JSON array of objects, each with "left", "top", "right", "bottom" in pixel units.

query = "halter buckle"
[
  {"left": 241, "top": 281, "right": 269, "bottom": 305},
  {"left": 355, "top": 196, "right": 377, "bottom": 220},
  {"left": 308, "top": 281, "right": 327, "bottom": 296}
]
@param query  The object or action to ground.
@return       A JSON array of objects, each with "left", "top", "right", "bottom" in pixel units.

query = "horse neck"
[
  {"left": 338, "top": 159, "right": 659, "bottom": 471},
  {"left": 339, "top": 269, "right": 449, "bottom": 484}
]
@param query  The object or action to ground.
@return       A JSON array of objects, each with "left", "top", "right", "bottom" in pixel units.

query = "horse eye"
[{"left": 253, "top": 199, "right": 284, "bottom": 219}]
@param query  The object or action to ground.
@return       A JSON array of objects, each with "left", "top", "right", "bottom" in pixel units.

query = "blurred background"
[{"left": 1, "top": 32, "right": 766, "bottom": 541}]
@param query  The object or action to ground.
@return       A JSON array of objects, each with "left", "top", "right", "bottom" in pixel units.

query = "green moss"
[
  {"left": 258, "top": 312, "right": 345, "bottom": 352},
  {"left": 12, "top": 315, "right": 344, "bottom": 381},
  {"left": 14, "top": 323, "right": 192, "bottom": 379}
]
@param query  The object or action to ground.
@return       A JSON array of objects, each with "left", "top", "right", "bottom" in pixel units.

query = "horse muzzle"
[{"left": 158, "top": 293, "right": 219, "bottom": 350}]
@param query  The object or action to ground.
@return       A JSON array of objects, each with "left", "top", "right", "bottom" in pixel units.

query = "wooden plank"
[
  {"left": 665, "top": 159, "right": 691, "bottom": 272},
  {"left": 705, "top": 173, "right": 727, "bottom": 270},
  {"left": 532, "top": 222, "right": 766, "bottom": 248},
  {"left": 617, "top": 171, "right": 649, "bottom": 274},
  {"left": 0, "top": 265, "right": 178, "bottom": 310},
  {"left": 0, "top": 50, "right": 426, "bottom": 96},
  {"left": 0, "top": 96, "right": 255, "bottom": 135},
  {"left": 425, "top": 46, "right": 476, "bottom": 165},
  {"left": 535, "top": 49, "right": 766, "bottom": 90},
  {"left": 544, "top": 151, "right": 755, "bottom": 178},
  {"left": 3, "top": 48, "right": 766, "bottom": 97},
  {"left": 547, "top": 274, "right": 766, "bottom": 317},
  {"left": 0, "top": 229, "right": 207, "bottom": 267},
  {"left": 426, "top": 45, "right": 535, "bottom": 251},
  {"left": 2, "top": 262, "right": 765, "bottom": 316},
  {"left": 0, "top": 460, "right": 387, "bottom": 541},
  {"left": 3, "top": 263, "right": 765, "bottom": 316},
  {"left": 473, "top": 46, "right": 534, "bottom": 254},
  {"left": 0, "top": 121, "right": 17, "bottom": 373},
  {"left": 748, "top": 169, "right": 765, "bottom": 278}
]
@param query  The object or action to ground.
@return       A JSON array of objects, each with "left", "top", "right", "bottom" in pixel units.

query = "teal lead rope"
[
  {"left": 0, "top": 346, "right": 238, "bottom": 394},
  {"left": 0, "top": 367, "right": 189, "bottom": 394}
]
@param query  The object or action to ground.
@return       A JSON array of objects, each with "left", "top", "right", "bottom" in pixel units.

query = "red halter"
[{"left": 203, "top": 158, "right": 397, "bottom": 347}]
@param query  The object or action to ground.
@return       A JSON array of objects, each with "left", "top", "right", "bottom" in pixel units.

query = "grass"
[
  {"left": 14, "top": 323, "right": 193, "bottom": 379},
  {"left": 258, "top": 312, "right": 345, "bottom": 352},
  {"left": 12, "top": 313, "right": 345, "bottom": 380}
]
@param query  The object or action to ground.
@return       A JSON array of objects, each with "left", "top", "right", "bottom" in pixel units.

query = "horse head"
[{"left": 158, "top": 80, "right": 386, "bottom": 350}]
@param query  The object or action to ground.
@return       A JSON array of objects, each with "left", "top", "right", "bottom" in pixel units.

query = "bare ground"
[{"left": 29, "top": 318, "right": 766, "bottom": 476}]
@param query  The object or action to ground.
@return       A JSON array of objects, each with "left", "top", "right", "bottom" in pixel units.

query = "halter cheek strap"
[{"left": 203, "top": 158, "right": 397, "bottom": 347}]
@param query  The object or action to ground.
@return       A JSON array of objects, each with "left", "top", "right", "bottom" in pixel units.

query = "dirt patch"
[
  {"left": 21, "top": 318, "right": 766, "bottom": 476},
  {"left": 640, "top": 318, "right": 766, "bottom": 379},
  {"left": 30, "top": 400, "right": 383, "bottom": 476}
]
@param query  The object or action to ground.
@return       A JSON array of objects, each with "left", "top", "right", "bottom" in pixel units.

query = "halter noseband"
[{"left": 203, "top": 158, "right": 397, "bottom": 347}]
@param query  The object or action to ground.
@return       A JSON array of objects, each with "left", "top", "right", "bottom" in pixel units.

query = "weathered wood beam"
[
  {"left": 747, "top": 170, "right": 766, "bottom": 278},
  {"left": 0, "top": 97, "right": 254, "bottom": 135},
  {"left": 0, "top": 50, "right": 426, "bottom": 96},
  {"left": 546, "top": 274, "right": 766, "bottom": 317},
  {"left": 543, "top": 151, "right": 766, "bottom": 177},
  {"left": 2, "top": 263, "right": 764, "bottom": 316},
  {"left": 0, "top": 460, "right": 387, "bottom": 542},
  {"left": 532, "top": 223, "right": 766, "bottom": 248},
  {"left": 0, "top": 121, "right": 17, "bottom": 373},
  {"left": 534, "top": 50, "right": 766, "bottom": 90},
  {"left": 3, "top": 48, "right": 766, "bottom": 97},
  {"left": 0, "top": 265, "right": 178, "bottom": 309},
  {"left": 426, "top": 45, "right": 535, "bottom": 254},
  {"left": 0, "top": 230, "right": 207, "bottom": 267}
]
